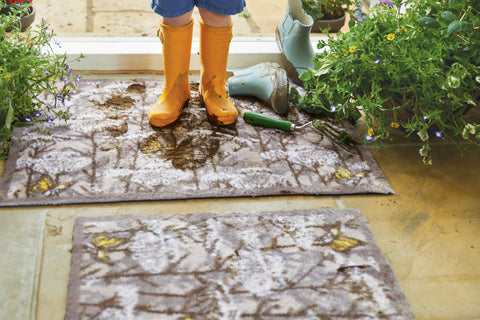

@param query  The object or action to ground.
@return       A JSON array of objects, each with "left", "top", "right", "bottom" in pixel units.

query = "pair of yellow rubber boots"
[{"left": 148, "top": 20, "right": 238, "bottom": 127}]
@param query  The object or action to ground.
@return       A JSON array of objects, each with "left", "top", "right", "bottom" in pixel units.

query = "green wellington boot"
[
  {"left": 227, "top": 63, "right": 289, "bottom": 115},
  {"left": 275, "top": 0, "right": 315, "bottom": 85}
]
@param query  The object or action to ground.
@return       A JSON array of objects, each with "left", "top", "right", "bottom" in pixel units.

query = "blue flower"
[
  {"left": 434, "top": 130, "right": 444, "bottom": 139},
  {"left": 44, "top": 71, "right": 49, "bottom": 76},
  {"left": 364, "top": 135, "right": 374, "bottom": 141},
  {"left": 330, "top": 105, "right": 337, "bottom": 112},
  {"left": 24, "top": 116, "right": 33, "bottom": 122},
  {"left": 423, "top": 115, "right": 429, "bottom": 121},
  {"left": 75, "top": 74, "right": 82, "bottom": 82},
  {"left": 41, "top": 18, "right": 49, "bottom": 30},
  {"left": 57, "top": 95, "right": 65, "bottom": 105},
  {"left": 33, "top": 111, "right": 42, "bottom": 118},
  {"left": 6, "top": 97, "right": 9, "bottom": 102},
  {"left": 379, "top": 0, "right": 395, "bottom": 8},
  {"left": 46, "top": 116, "right": 54, "bottom": 123},
  {"left": 374, "top": 56, "right": 381, "bottom": 64}
]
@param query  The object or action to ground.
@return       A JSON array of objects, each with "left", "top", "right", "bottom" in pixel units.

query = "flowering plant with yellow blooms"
[{"left": 293, "top": 0, "right": 480, "bottom": 164}]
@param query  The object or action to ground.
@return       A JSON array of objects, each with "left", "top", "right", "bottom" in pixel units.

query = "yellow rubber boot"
[
  {"left": 148, "top": 20, "right": 193, "bottom": 127},
  {"left": 199, "top": 21, "right": 238, "bottom": 126}
]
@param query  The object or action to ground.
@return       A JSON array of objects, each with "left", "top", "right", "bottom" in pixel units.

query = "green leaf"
[
  {"left": 448, "top": 0, "right": 462, "bottom": 8},
  {"left": 440, "top": 11, "right": 456, "bottom": 23},
  {"left": 5, "top": 105, "right": 13, "bottom": 130},
  {"left": 348, "top": 17, "right": 355, "bottom": 29},
  {"left": 12, "top": 122, "right": 34, "bottom": 128},
  {"left": 417, "top": 129, "right": 429, "bottom": 141},
  {"left": 313, "top": 60, "right": 333, "bottom": 77},
  {"left": 289, "top": 87, "right": 301, "bottom": 104},
  {"left": 348, "top": 108, "right": 362, "bottom": 123},
  {"left": 462, "top": 124, "right": 476, "bottom": 139},
  {"left": 419, "top": 144, "right": 430, "bottom": 157},
  {"left": 299, "top": 70, "right": 312, "bottom": 81},
  {"left": 418, "top": 17, "right": 440, "bottom": 28},
  {"left": 419, "top": 144, "right": 432, "bottom": 165},
  {"left": 448, "top": 20, "right": 470, "bottom": 34}
]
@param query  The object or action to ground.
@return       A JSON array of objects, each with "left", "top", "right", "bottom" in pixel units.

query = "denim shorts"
[{"left": 151, "top": 0, "right": 246, "bottom": 18}]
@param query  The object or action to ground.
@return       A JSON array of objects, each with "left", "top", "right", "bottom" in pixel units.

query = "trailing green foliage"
[
  {"left": 296, "top": 0, "right": 480, "bottom": 164},
  {"left": 0, "top": 12, "right": 83, "bottom": 158}
]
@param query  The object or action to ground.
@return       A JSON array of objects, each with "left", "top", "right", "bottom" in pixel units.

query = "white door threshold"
[{"left": 52, "top": 37, "right": 327, "bottom": 72}]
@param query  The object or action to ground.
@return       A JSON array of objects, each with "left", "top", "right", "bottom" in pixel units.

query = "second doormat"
[
  {"left": 0, "top": 79, "right": 392, "bottom": 206},
  {"left": 66, "top": 208, "right": 413, "bottom": 319}
]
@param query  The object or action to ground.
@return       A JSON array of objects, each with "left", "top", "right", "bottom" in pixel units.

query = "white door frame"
[{"left": 53, "top": 37, "right": 326, "bottom": 71}]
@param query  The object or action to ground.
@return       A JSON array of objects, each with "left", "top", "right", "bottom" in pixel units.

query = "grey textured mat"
[
  {"left": 66, "top": 208, "right": 413, "bottom": 319},
  {"left": 0, "top": 79, "right": 392, "bottom": 206}
]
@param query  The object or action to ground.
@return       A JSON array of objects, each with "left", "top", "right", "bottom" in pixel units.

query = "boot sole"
[
  {"left": 275, "top": 27, "right": 303, "bottom": 86},
  {"left": 148, "top": 99, "right": 190, "bottom": 128}
]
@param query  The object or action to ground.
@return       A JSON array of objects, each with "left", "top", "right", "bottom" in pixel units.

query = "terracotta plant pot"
[{"left": 312, "top": 13, "right": 346, "bottom": 33}]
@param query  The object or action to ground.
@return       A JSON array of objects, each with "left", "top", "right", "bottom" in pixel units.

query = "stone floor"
[
  {"left": 1, "top": 0, "right": 480, "bottom": 319},
  {"left": 32, "top": 0, "right": 349, "bottom": 37}
]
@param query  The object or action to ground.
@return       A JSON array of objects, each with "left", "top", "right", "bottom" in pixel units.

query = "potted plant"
[
  {"left": 301, "top": 0, "right": 355, "bottom": 33},
  {"left": 294, "top": 0, "right": 480, "bottom": 164},
  {"left": 1, "top": 0, "right": 36, "bottom": 32},
  {"left": 0, "top": 16, "right": 83, "bottom": 158}
]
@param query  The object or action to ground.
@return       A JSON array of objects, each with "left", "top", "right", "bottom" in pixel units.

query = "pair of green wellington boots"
[{"left": 229, "top": 0, "right": 316, "bottom": 116}]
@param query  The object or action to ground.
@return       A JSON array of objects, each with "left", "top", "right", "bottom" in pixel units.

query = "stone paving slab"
[
  {"left": 0, "top": 209, "right": 47, "bottom": 320},
  {"left": 33, "top": 0, "right": 287, "bottom": 37},
  {"left": 35, "top": 0, "right": 88, "bottom": 35}
]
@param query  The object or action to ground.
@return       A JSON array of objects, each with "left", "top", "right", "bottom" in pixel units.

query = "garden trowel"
[{"left": 243, "top": 111, "right": 355, "bottom": 152}]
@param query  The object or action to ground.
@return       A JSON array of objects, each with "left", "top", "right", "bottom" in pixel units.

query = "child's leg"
[
  {"left": 163, "top": 11, "right": 193, "bottom": 27},
  {"left": 197, "top": 9, "right": 231, "bottom": 27},
  {"left": 196, "top": 1, "right": 245, "bottom": 125},
  {"left": 148, "top": 1, "right": 195, "bottom": 127},
  {"left": 197, "top": 16, "right": 236, "bottom": 126}
]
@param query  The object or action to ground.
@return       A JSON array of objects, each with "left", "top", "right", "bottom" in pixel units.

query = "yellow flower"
[
  {"left": 367, "top": 127, "right": 374, "bottom": 136},
  {"left": 390, "top": 122, "right": 400, "bottom": 128},
  {"left": 400, "top": 25, "right": 408, "bottom": 32},
  {"left": 344, "top": 51, "right": 348, "bottom": 57},
  {"left": 349, "top": 45, "right": 357, "bottom": 53},
  {"left": 386, "top": 33, "right": 395, "bottom": 41}
]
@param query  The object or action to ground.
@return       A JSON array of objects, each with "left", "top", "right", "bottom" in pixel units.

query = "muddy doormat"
[
  {"left": 66, "top": 208, "right": 413, "bottom": 319},
  {"left": 0, "top": 79, "right": 392, "bottom": 206}
]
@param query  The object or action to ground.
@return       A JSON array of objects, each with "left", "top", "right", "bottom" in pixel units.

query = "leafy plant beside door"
[
  {"left": 295, "top": 0, "right": 480, "bottom": 164},
  {"left": 0, "top": 15, "right": 83, "bottom": 158}
]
